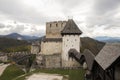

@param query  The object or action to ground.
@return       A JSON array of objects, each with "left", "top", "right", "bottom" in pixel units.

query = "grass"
[
  {"left": 0, "top": 64, "right": 25, "bottom": 80},
  {"left": 0, "top": 64, "right": 85, "bottom": 80},
  {"left": 16, "top": 68, "right": 85, "bottom": 80}
]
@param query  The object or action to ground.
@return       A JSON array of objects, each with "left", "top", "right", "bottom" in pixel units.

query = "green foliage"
[
  {"left": 0, "top": 64, "right": 25, "bottom": 80},
  {"left": 16, "top": 68, "right": 85, "bottom": 80},
  {"left": 4, "top": 45, "right": 31, "bottom": 53}
]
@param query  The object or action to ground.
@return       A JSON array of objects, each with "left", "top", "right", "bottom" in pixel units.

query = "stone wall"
[
  {"left": 36, "top": 54, "right": 45, "bottom": 68},
  {"left": 44, "top": 54, "right": 61, "bottom": 68},
  {"left": 31, "top": 45, "right": 40, "bottom": 54},
  {"left": 62, "top": 35, "right": 80, "bottom": 68},
  {"left": 46, "top": 21, "right": 67, "bottom": 38},
  {"left": 0, "top": 56, "right": 7, "bottom": 62},
  {"left": 41, "top": 41, "right": 62, "bottom": 55},
  {"left": 31, "top": 42, "right": 40, "bottom": 54},
  {"left": 36, "top": 54, "right": 61, "bottom": 68}
]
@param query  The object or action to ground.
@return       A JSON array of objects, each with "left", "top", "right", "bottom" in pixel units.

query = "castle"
[{"left": 32, "top": 19, "right": 82, "bottom": 68}]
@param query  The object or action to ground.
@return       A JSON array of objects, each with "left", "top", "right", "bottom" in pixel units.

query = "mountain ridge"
[
  {"left": 94, "top": 36, "right": 120, "bottom": 43},
  {"left": 0, "top": 33, "right": 39, "bottom": 40}
]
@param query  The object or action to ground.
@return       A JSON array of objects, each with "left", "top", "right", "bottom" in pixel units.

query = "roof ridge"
[{"left": 61, "top": 19, "right": 82, "bottom": 35}]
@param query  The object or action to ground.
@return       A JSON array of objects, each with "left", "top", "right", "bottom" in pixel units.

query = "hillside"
[
  {"left": 0, "top": 37, "right": 31, "bottom": 53},
  {"left": 81, "top": 37, "right": 105, "bottom": 56},
  {"left": 0, "top": 33, "right": 39, "bottom": 41}
]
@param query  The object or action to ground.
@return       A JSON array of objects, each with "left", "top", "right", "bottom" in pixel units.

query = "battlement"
[{"left": 46, "top": 21, "right": 67, "bottom": 38}]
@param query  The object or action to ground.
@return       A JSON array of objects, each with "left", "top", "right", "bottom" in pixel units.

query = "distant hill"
[
  {"left": 81, "top": 37, "right": 105, "bottom": 56},
  {"left": 0, "top": 37, "right": 30, "bottom": 53},
  {"left": 0, "top": 33, "right": 39, "bottom": 40},
  {"left": 94, "top": 36, "right": 120, "bottom": 43},
  {"left": 0, "top": 35, "right": 105, "bottom": 53}
]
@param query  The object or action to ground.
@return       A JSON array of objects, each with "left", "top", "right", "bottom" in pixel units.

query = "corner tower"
[{"left": 61, "top": 19, "right": 82, "bottom": 68}]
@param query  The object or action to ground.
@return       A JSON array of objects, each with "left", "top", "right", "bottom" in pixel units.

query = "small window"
[
  {"left": 66, "top": 45, "right": 67, "bottom": 47},
  {"left": 61, "top": 23, "right": 63, "bottom": 27},
  {"left": 50, "top": 24, "right": 51, "bottom": 28},
  {"left": 75, "top": 39, "right": 77, "bottom": 41},
  {"left": 67, "top": 39, "right": 69, "bottom": 41}
]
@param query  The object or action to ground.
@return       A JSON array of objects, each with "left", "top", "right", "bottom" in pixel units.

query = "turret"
[{"left": 61, "top": 19, "right": 82, "bottom": 68}]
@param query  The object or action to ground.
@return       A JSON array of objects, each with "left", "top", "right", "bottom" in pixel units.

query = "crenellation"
[{"left": 46, "top": 21, "right": 67, "bottom": 38}]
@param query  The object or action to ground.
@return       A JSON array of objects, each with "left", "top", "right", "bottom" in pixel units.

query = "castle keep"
[{"left": 33, "top": 19, "right": 82, "bottom": 68}]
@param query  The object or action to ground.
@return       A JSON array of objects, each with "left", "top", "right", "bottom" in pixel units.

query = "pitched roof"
[
  {"left": 61, "top": 19, "right": 82, "bottom": 35},
  {"left": 83, "top": 49, "right": 95, "bottom": 70},
  {"left": 95, "top": 43, "right": 120, "bottom": 70}
]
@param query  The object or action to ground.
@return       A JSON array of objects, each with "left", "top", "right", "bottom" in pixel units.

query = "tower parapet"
[{"left": 46, "top": 21, "right": 67, "bottom": 38}]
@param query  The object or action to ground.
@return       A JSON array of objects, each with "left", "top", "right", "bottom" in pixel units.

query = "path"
[
  {"left": 0, "top": 64, "right": 9, "bottom": 76},
  {"left": 27, "top": 73, "right": 64, "bottom": 80}
]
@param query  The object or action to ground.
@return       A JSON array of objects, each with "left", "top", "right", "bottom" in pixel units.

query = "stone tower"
[
  {"left": 61, "top": 19, "right": 82, "bottom": 68},
  {"left": 46, "top": 21, "right": 67, "bottom": 38}
]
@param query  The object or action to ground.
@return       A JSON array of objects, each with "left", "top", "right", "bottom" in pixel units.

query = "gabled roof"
[
  {"left": 83, "top": 49, "right": 95, "bottom": 70},
  {"left": 61, "top": 19, "right": 82, "bottom": 35},
  {"left": 95, "top": 43, "right": 120, "bottom": 70}
]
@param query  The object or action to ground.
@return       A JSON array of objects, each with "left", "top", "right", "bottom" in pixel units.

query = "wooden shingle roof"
[
  {"left": 95, "top": 43, "right": 120, "bottom": 70},
  {"left": 61, "top": 19, "right": 82, "bottom": 35},
  {"left": 83, "top": 49, "right": 95, "bottom": 70}
]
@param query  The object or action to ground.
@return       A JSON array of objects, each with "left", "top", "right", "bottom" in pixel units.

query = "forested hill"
[
  {"left": 0, "top": 36, "right": 105, "bottom": 53},
  {"left": 80, "top": 37, "right": 105, "bottom": 56},
  {"left": 0, "top": 37, "right": 31, "bottom": 53}
]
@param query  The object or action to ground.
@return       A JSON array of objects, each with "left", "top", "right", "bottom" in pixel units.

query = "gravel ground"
[{"left": 27, "top": 73, "right": 64, "bottom": 80}]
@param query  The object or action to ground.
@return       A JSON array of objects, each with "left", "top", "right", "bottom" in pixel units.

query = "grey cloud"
[
  {"left": 86, "top": 0, "right": 120, "bottom": 32},
  {"left": 0, "top": 0, "right": 51, "bottom": 25},
  {"left": 56, "top": 0, "right": 83, "bottom": 8},
  {"left": 0, "top": 23, "right": 5, "bottom": 28},
  {"left": 94, "top": 0, "right": 120, "bottom": 14}
]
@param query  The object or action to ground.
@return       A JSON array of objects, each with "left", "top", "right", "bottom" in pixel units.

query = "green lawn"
[
  {"left": 16, "top": 68, "right": 85, "bottom": 80},
  {"left": 0, "top": 64, "right": 85, "bottom": 80},
  {"left": 0, "top": 64, "right": 25, "bottom": 80}
]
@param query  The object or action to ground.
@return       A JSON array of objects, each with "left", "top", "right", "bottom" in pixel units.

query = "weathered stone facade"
[
  {"left": 46, "top": 21, "right": 67, "bottom": 38},
  {"left": 44, "top": 54, "right": 61, "bottom": 68},
  {"left": 35, "top": 19, "right": 82, "bottom": 68},
  {"left": 31, "top": 42, "right": 40, "bottom": 54},
  {"left": 41, "top": 41, "right": 62, "bottom": 55},
  {"left": 0, "top": 53, "right": 7, "bottom": 62},
  {"left": 62, "top": 35, "right": 81, "bottom": 68},
  {"left": 36, "top": 54, "right": 61, "bottom": 68},
  {"left": 0, "top": 56, "right": 7, "bottom": 62}
]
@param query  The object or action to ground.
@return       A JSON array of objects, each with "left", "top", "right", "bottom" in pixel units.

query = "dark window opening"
[
  {"left": 56, "top": 24, "right": 58, "bottom": 27},
  {"left": 50, "top": 24, "right": 51, "bottom": 28}
]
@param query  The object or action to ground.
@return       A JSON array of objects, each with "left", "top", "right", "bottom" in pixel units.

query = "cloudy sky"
[{"left": 0, "top": 0, "right": 120, "bottom": 37}]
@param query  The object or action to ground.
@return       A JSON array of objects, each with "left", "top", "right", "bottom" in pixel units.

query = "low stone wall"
[{"left": 0, "top": 56, "right": 7, "bottom": 62}]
